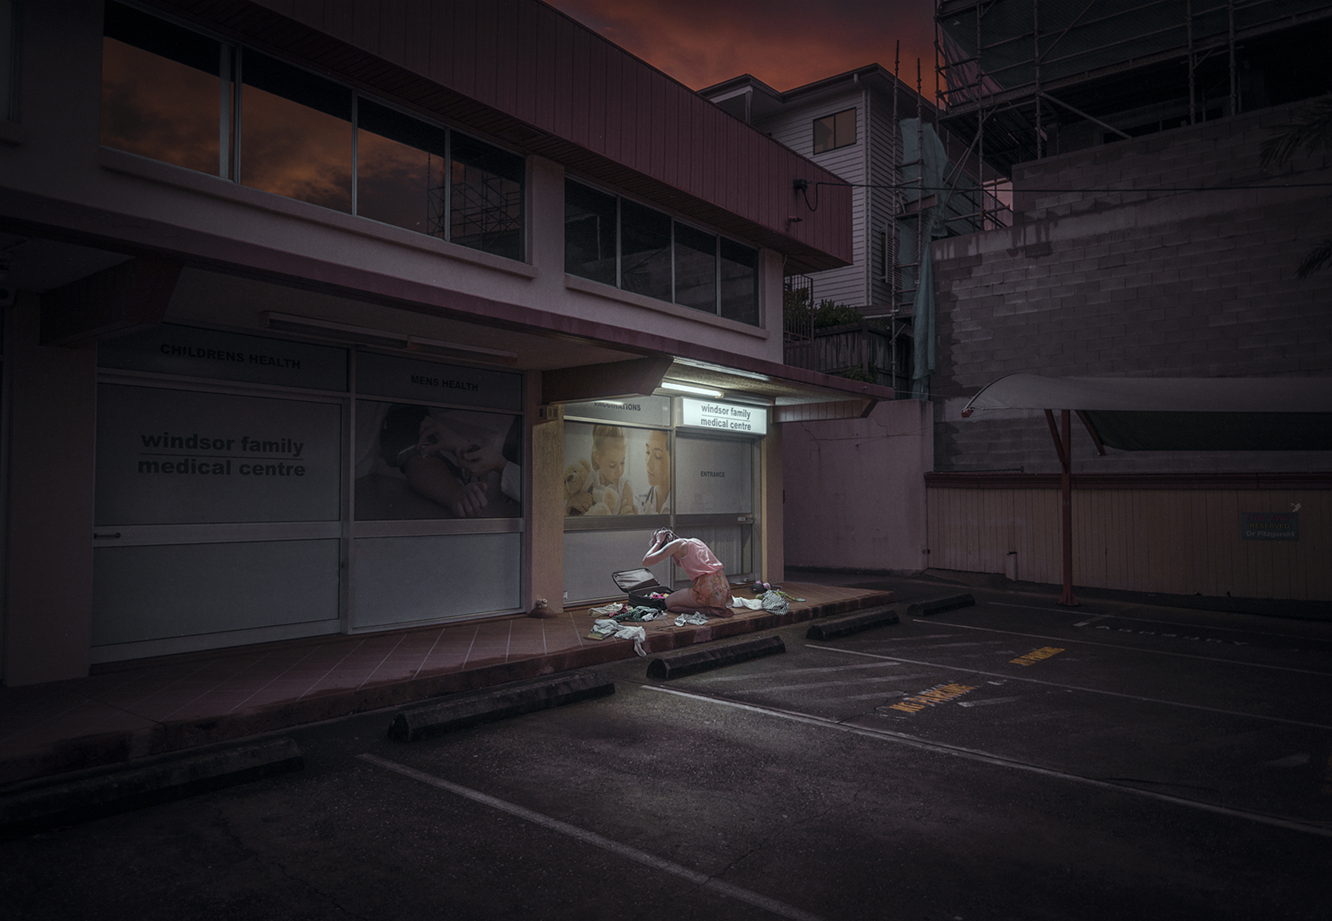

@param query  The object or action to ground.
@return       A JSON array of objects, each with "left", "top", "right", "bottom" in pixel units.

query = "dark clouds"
[{"left": 546, "top": 0, "right": 936, "bottom": 91}]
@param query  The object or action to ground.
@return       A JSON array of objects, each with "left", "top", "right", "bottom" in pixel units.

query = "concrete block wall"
[
  {"left": 1012, "top": 102, "right": 1330, "bottom": 223},
  {"left": 930, "top": 99, "right": 1332, "bottom": 474}
]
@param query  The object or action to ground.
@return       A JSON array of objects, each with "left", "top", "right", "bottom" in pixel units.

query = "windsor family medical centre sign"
[{"left": 680, "top": 398, "right": 768, "bottom": 435}]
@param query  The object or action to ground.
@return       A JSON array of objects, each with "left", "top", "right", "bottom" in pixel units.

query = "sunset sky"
[{"left": 544, "top": 0, "right": 938, "bottom": 92}]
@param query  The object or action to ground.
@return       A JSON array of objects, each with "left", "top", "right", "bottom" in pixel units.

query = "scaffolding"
[
  {"left": 934, "top": 0, "right": 1332, "bottom": 174},
  {"left": 427, "top": 156, "right": 524, "bottom": 250},
  {"left": 889, "top": 50, "right": 1010, "bottom": 398},
  {"left": 881, "top": 0, "right": 1332, "bottom": 396}
]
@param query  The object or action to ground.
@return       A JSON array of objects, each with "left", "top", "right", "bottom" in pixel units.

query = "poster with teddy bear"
[{"left": 562, "top": 422, "right": 670, "bottom": 517}]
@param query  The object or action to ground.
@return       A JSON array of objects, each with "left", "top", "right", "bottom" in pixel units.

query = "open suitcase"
[{"left": 611, "top": 568, "right": 671, "bottom": 609}]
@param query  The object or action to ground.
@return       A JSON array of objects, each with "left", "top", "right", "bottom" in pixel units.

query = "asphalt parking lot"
[{"left": 3, "top": 582, "right": 1329, "bottom": 920}]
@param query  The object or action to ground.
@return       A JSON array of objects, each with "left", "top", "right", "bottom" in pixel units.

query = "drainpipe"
[{"left": 1045, "top": 409, "right": 1078, "bottom": 607}]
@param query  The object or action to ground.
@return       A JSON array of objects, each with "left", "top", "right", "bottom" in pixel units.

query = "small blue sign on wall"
[{"left": 1241, "top": 512, "right": 1299, "bottom": 540}]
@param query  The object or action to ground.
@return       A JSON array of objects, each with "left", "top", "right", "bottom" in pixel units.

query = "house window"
[
  {"left": 812, "top": 108, "right": 856, "bottom": 154},
  {"left": 99, "top": 2, "right": 525, "bottom": 261},
  {"left": 564, "top": 179, "right": 760, "bottom": 326}
]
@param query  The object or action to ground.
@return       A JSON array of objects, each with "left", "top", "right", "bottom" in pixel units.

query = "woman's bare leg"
[{"left": 664, "top": 587, "right": 701, "bottom": 612}]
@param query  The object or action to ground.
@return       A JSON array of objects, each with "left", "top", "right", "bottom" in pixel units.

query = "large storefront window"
[
  {"left": 100, "top": 2, "right": 526, "bottom": 260},
  {"left": 565, "top": 179, "right": 761, "bottom": 326},
  {"left": 92, "top": 324, "right": 524, "bottom": 663},
  {"left": 561, "top": 396, "right": 763, "bottom": 603}
]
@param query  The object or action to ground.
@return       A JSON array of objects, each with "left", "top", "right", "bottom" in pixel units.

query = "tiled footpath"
[{"left": 0, "top": 583, "right": 891, "bottom": 785}]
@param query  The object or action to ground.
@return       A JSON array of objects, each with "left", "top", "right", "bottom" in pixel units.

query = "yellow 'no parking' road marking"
[{"left": 1010, "top": 646, "right": 1064, "bottom": 666}]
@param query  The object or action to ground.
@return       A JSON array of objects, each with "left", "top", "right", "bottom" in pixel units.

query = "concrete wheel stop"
[
  {"left": 388, "top": 670, "right": 614, "bottom": 742},
  {"left": 906, "top": 594, "right": 975, "bottom": 617},
  {"left": 646, "top": 634, "right": 785, "bottom": 679},
  {"left": 805, "top": 605, "right": 901, "bottom": 640},
  {"left": 0, "top": 736, "right": 304, "bottom": 840}
]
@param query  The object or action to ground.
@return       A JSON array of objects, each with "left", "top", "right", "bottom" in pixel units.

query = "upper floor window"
[
  {"left": 241, "top": 50, "right": 353, "bottom": 212},
  {"left": 812, "top": 108, "right": 856, "bottom": 154},
  {"left": 102, "top": 2, "right": 225, "bottom": 174},
  {"left": 100, "top": 1, "right": 524, "bottom": 261},
  {"left": 1, "top": 0, "right": 17, "bottom": 122},
  {"left": 565, "top": 179, "right": 759, "bottom": 327}
]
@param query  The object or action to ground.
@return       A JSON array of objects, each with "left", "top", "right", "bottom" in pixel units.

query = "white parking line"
[
  {"left": 909, "top": 641, "right": 1007, "bottom": 649},
  {"left": 1074, "top": 615, "right": 1109, "bottom": 628},
  {"left": 920, "top": 620, "right": 1331, "bottom": 676},
  {"left": 992, "top": 603, "right": 1323, "bottom": 642},
  {"left": 640, "top": 687, "right": 1332, "bottom": 840},
  {"left": 957, "top": 696, "right": 1024, "bottom": 708},
  {"left": 357, "top": 753, "right": 826, "bottom": 921},
  {"left": 864, "top": 634, "right": 961, "bottom": 642},
  {"left": 715, "top": 673, "right": 935, "bottom": 694},
  {"left": 699, "top": 661, "right": 905, "bottom": 683},
  {"left": 803, "top": 644, "right": 1332, "bottom": 731}
]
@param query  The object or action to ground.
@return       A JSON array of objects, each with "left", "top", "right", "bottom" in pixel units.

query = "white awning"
[
  {"left": 962, "top": 373, "right": 1332, "bottom": 414},
  {"left": 961, "top": 374, "right": 1332, "bottom": 451}
]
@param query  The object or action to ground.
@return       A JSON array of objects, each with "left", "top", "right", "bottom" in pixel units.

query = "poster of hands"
[
  {"left": 355, "top": 401, "right": 522, "bottom": 520},
  {"left": 562, "top": 422, "right": 671, "bottom": 518}
]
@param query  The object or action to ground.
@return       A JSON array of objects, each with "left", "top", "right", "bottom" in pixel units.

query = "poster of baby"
[{"left": 562, "top": 422, "right": 670, "bottom": 517}]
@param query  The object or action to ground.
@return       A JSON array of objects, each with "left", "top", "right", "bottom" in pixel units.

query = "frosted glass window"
[
  {"left": 672, "top": 435, "right": 753, "bottom": 515},
  {"left": 352, "top": 533, "right": 521, "bottom": 628},
  {"left": 93, "top": 540, "right": 340, "bottom": 646}
]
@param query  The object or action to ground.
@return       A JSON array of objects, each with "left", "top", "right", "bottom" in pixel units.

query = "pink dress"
[{"left": 678, "top": 539, "right": 729, "bottom": 609}]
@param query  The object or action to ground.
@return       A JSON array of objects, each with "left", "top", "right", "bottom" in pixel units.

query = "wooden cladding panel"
[
  {"left": 601, "top": 48, "right": 622, "bottom": 163},
  {"left": 585, "top": 36, "right": 606, "bottom": 152},
  {"left": 929, "top": 486, "right": 1330, "bottom": 600},
  {"left": 569, "top": 24, "right": 591, "bottom": 149}
]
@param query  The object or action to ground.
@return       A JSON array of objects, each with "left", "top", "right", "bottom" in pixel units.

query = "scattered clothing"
[
  {"left": 590, "top": 602, "right": 628, "bottom": 616},
  {"left": 588, "top": 618, "right": 621, "bottom": 640},
  {"left": 613, "top": 605, "right": 666, "bottom": 623},
  {"left": 731, "top": 596, "right": 763, "bottom": 610},
  {"left": 588, "top": 618, "right": 648, "bottom": 654},
  {"left": 673, "top": 612, "right": 709, "bottom": 627},
  {"left": 613, "top": 624, "right": 648, "bottom": 656}
]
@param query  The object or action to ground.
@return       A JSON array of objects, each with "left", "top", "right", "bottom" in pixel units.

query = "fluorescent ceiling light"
[
  {"left": 407, "top": 335, "right": 517, "bottom": 362},
  {"left": 671, "top": 357, "right": 772, "bottom": 383},
  {"left": 659, "top": 380, "right": 724, "bottom": 398}
]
